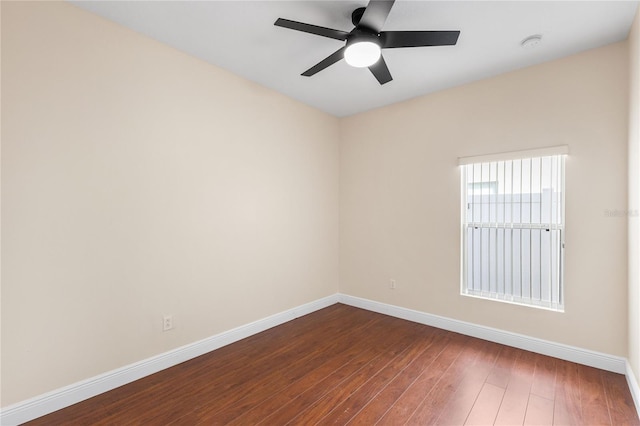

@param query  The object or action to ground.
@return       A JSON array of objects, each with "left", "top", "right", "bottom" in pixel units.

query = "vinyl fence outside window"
[{"left": 459, "top": 148, "right": 566, "bottom": 311}]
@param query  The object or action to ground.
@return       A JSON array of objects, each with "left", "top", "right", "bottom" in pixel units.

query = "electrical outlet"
[
  {"left": 163, "top": 315, "right": 173, "bottom": 331},
  {"left": 389, "top": 279, "right": 396, "bottom": 290}
]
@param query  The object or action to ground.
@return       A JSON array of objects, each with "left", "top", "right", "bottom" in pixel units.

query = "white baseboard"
[
  {"left": 627, "top": 361, "right": 640, "bottom": 417},
  {"left": 0, "top": 294, "right": 339, "bottom": 426},
  {"left": 337, "top": 294, "right": 628, "bottom": 374}
]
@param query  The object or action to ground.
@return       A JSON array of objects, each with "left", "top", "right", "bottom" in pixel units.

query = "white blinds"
[
  {"left": 460, "top": 152, "right": 566, "bottom": 310},
  {"left": 458, "top": 145, "right": 569, "bottom": 166}
]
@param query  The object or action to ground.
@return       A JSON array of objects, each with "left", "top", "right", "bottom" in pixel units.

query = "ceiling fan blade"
[
  {"left": 368, "top": 55, "right": 392, "bottom": 85},
  {"left": 358, "top": 0, "right": 395, "bottom": 32},
  {"left": 381, "top": 30, "right": 460, "bottom": 48},
  {"left": 302, "top": 46, "right": 347, "bottom": 77},
  {"left": 274, "top": 18, "right": 349, "bottom": 41}
]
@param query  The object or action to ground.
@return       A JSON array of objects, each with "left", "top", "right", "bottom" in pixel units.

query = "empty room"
[{"left": 2, "top": 0, "right": 640, "bottom": 424}]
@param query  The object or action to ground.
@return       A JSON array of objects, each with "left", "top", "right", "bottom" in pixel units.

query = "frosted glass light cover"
[{"left": 344, "top": 41, "right": 381, "bottom": 68}]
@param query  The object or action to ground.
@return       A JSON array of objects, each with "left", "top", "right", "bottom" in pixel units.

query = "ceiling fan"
[{"left": 274, "top": 0, "right": 460, "bottom": 85}]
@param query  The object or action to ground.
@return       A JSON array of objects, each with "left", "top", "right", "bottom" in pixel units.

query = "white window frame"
[{"left": 459, "top": 146, "right": 568, "bottom": 311}]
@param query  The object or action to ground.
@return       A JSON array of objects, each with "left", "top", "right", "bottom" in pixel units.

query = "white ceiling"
[{"left": 73, "top": 1, "right": 639, "bottom": 117}]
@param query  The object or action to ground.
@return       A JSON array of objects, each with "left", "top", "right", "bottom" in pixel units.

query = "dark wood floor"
[{"left": 27, "top": 304, "right": 639, "bottom": 425}]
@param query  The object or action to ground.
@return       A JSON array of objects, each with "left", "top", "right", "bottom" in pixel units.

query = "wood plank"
[
  {"left": 403, "top": 337, "right": 491, "bottom": 424},
  {"left": 195, "top": 318, "right": 389, "bottom": 423},
  {"left": 531, "top": 353, "right": 557, "bottom": 400},
  {"left": 230, "top": 347, "right": 378, "bottom": 425},
  {"left": 433, "top": 339, "right": 502, "bottom": 425},
  {"left": 375, "top": 333, "right": 467, "bottom": 424},
  {"left": 345, "top": 331, "right": 450, "bottom": 425},
  {"left": 485, "top": 345, "right": 520, "bottom": 389},
  {"left": 553, "top": 361, "right": 582, "bottom": 425},
  {"left": 222, "top": 314, "right": 424, "bottom": 425},
  {"left": 494, "top": 349, "right": 537, "bottom": 426},
  {"left": 524, "top": 393, "right": 555, "bottom": 425},
  {"left": 253, "top": 319, "right": 426, "bottom": 425},
  {"left": 315, "top": 328, "right": 444, "bottom": 424},
  {"left": 464, "top": 382, "right": 506, "bottom": 425},
  {"left": 602, "top": 371, "right": 640, "bottom": 425},
  {"left": 279, "top": 323, "right": 424, "bottom": 425},
  {"left": 578, "top": 364, "right": 613, "bottom": 425}
]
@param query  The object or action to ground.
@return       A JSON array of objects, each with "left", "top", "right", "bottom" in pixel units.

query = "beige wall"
[
  {"left": 1, "top": 2, "right": 340, "bottom": 405},
  {"left": 629, "top": 7, "right": 640, "bottom": 384},
  {"left": 340, "top": 42, "right": 629, "bottom": 356}
]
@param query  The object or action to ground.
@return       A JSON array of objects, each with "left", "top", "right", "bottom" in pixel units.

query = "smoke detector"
[{"left": 521, "top": 34, "right": 543, "bottom": 49}]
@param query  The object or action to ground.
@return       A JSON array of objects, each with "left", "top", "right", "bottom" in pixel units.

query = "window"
[{"left": 459, "top": 146, "right": 567, "bottom": 311}]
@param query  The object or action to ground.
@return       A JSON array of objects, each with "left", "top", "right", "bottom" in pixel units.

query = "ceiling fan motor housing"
[
  {"left": 347, "top": 29, "right": 381, "bottom": 47},
  {"left": 351, "top": 7, "right": 366, "bottom": 27}
]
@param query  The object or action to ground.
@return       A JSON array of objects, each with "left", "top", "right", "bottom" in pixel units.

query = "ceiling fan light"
[{"left": 344, "top": 41, "right": 381, "bottom": 68}]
